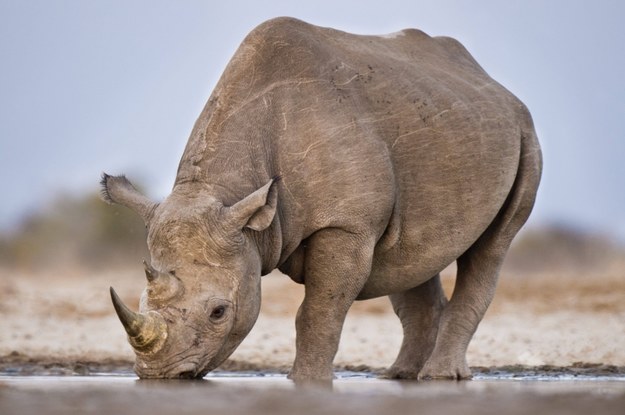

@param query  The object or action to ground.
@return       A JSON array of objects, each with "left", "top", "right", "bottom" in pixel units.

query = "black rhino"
[{"left": 102, "top": 17, "right": 541, "bottom": 380}]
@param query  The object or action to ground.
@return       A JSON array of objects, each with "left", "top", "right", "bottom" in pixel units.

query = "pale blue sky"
[{"left": 1, "top": 0, "right": 624, "bottom": 240}]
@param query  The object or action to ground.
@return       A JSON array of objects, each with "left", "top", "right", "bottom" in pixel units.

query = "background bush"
[
  {"left": 1, "top": 191, "right": 622, "bottom": 275},
  {"left": 0, "top": 192, "right": 148, "bottom": 271}
]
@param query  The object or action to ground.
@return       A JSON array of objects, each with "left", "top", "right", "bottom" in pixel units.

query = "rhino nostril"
[
  {"left": 177, "top": 370, "right": 197, "bottom": 379},
  {"left": 171, "top": 362, "right": 200, "bottom": 379}
]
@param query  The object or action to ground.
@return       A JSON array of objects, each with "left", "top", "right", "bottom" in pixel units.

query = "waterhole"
[{"left": 2, "top": 368, "right": 625, "bottom": 415}]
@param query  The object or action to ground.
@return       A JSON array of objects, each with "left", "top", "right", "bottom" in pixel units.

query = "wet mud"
[{"left": 3, "top": 352, "right": 625, "bottom": 379}]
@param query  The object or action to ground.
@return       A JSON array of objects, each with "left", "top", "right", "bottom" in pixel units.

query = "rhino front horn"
[{"left": 109, "top": 287, "right": 168, "bottom": 354}]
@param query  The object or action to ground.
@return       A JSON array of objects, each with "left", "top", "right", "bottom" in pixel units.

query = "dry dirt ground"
[
  {"left": 1, "top": 266, "right": 624, "bottom": 374},
  {"left": 2, "top": 266, "right": 625, "bottom": 415}
]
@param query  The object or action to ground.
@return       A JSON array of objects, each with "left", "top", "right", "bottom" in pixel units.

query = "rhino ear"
[
  {"left": 100, "top": 173, "right": 157, "bottom": 225},
  {"left": 227, "top": 177, "right": 279, "bottom": 232}
]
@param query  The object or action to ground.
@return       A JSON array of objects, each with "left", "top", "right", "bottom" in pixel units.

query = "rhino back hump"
[{"left": 177, "top": 18, "right": 528, "bottom": 270}]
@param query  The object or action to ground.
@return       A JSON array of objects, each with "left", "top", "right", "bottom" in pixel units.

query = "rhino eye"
[{"left": 210, "top": 306, "right": 226, "bottom": 320}]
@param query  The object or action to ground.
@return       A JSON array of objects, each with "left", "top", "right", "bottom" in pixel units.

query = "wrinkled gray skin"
[{"left": 101, "top": 17, "right": 541, "bottom": 380}]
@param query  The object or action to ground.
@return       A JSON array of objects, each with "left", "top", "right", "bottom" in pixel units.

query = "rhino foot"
[
  {"left": 287, "top": 368, "right": 335, "bottom": 382},
  {"left": 417, "top": 358, "right": 472, "bottom": 381},
  {"left": 383, "top": 365, "right": 421, "bottom": 380}
]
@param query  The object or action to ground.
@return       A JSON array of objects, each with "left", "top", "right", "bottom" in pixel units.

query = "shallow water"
[
  {"left": 2, "top": 371, "right": 625, "bottom": 415},
  {"left": 3, "top": 371, "right": 625, "bottom": 391}
]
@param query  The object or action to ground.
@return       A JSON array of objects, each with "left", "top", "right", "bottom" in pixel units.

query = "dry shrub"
[
  {"left": 504, "top": 225, "right": 625, "bottom": 276},
  {"left": 0, "top": 192, "right": 148, "bottom": 272}
]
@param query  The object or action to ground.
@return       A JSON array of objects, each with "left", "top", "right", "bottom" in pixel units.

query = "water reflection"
[
  {"left": 2, "top": 373, "right": 625, "bottom": 399},
  {"left": 136, "top": 377, "right": 214, "bottom": 389}
]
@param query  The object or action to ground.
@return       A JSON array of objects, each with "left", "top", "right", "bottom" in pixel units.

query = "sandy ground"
[
  {"left": 2, "top": 266, "right": 625, "bottom": 415},
  {"left": 1, "top": 266, "right": 624, "bottom": 373}
]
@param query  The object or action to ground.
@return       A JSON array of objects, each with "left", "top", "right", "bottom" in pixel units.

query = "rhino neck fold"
[
  {"left": 171, "top": 179, "right": 285, "bottom": 277},
  {"left": 248, "top": 210, "right": 283, "bottom": 276}
]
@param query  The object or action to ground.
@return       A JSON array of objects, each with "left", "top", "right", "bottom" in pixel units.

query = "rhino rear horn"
[
  {"left": 143, "top": 259, "right": 158, "bottom": 283},
  {"left": 100, "top": 173, "right": 157, "bottom": 225}
]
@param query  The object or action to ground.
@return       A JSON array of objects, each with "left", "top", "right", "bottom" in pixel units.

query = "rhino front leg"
[
  {"left": 385, "top": 274, "right": 447, "bottom": 379},
  {"left": 288, "top": 228, "right": 375, "bottom": 381}
]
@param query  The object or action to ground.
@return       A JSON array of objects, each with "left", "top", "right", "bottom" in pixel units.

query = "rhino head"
[{"left": 101, "top": 174, "right": 278, "bottom": 378}]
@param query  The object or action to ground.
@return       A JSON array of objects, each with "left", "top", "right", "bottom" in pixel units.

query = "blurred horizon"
[
  {"left": 1, "top": 1, "right": 624, "bottom": 249},
  {"left": 1, "top": 186, "right": 623, "bottom": 277}
]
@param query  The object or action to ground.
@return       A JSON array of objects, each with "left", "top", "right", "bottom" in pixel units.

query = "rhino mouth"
[{"left": 135, "top": 357, "right": 205, "bottom": 379}]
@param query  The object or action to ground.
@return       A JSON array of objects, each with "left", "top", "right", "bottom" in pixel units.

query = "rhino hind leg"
[
  {"left": 416, "top": 212, "right": 528, "bottom": 379},
  {"left": 417, "top": 132, "right": 541, "bottom": 380},
  {"left": 384, "top": 274, "right": 448, "bottom": 379},
  {"left": 417, "top": 243, "right": 504, "bottom": 380},
  {"left": 288, "top": 227, "right": 376, "bottom": 381}
]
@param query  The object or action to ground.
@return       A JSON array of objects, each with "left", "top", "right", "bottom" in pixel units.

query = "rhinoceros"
[{"left": 101, "top": 17, "right": 541, "bottom": 380}]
